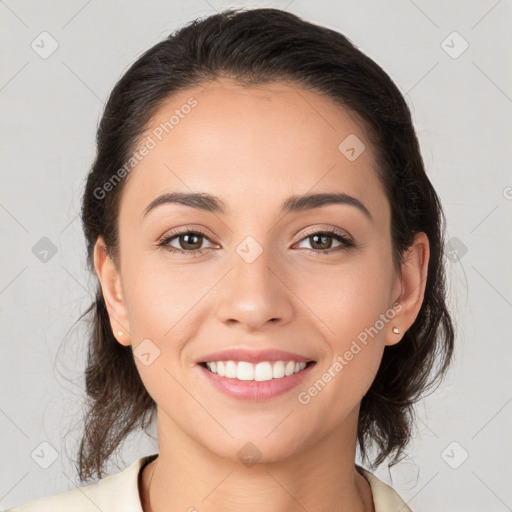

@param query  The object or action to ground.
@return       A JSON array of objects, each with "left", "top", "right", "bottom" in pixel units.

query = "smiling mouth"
[{"left": 199, "top": 360, "right": 316, "bottom": 381}]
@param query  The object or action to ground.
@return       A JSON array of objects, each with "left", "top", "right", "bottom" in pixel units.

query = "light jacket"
[{"left": 5, "top": 454, "right": 412, "bottom": 511}]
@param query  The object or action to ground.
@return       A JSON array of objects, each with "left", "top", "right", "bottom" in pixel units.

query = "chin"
[{"left": 200, "top": 432, "right": 311, "bottom": 467}]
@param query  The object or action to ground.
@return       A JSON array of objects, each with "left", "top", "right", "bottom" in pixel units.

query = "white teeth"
[
  {"left": 254, "top": 362, "right": 273, "bottom": 381},
  {"left": 204, "top": 360, "right": 308, "bottom": 380},
  {"left": 285, "top": 361, "right": 295, "bottom": 376},
  {"left": 237, "top": 361, "right": 254, "bottom": 381},
  {"left": 272, "top": 361, "right": 285, "bottom": 378},
  {"left": 225, "top": 360, "right": 237, "bottom": 378}
]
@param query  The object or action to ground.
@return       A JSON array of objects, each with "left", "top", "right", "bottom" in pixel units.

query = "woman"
[{"left": 7, "top": 7, "right": 454, "bottom": 512}]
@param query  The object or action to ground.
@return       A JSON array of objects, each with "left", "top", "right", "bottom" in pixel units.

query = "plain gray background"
[{"left": 1, "top": 1, "right": 511, "bottom": 510}]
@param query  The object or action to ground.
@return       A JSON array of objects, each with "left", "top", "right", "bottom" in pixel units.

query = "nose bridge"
[{"left": 215, "top": 230, "right": 293, "bottom": 329}]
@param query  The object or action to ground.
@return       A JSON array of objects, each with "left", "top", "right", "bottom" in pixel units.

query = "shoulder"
[
  {"left": 356, "top": 465, "right": 413, "bottom": 512},
  {"left": 4, "top": 454, "right": 157, "bottom": 512}
]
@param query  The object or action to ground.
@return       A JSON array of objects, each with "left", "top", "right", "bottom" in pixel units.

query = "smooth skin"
[{"left": 94, "top": 78, "right": 429, "bottom": 512}]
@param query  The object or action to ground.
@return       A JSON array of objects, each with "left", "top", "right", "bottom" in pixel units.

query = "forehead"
[{"left": 120, "top": 78, "right": 389, "bottom": 225}]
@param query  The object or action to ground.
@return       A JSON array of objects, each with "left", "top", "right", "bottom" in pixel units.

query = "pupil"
[
  {"left": 312, "top": 234, "right": 331, "bottom": 250},
  {"left": 183, "top": 233, "right": 201, "bottom": 249}
]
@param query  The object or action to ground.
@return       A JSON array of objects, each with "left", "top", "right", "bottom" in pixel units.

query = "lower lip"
[{"left": 198, "top": 362, "right": 316, "bottom": 401}]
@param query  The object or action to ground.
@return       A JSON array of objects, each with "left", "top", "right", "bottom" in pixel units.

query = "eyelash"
[{"left": 157, "top": 227, "right": 354, "bottom": 257}]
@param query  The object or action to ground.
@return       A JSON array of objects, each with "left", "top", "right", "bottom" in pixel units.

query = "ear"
[
  {"left": 93, "top": 237, "right": 131, "bottom": 347},
  {"left": 386, "top": 232, "right": 430, "bottom": 346}
]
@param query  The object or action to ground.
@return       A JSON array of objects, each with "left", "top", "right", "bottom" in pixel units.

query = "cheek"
[
  {"left": 121, "top": 251, "right": 201, "bottom": 339},
  {"left": 120, "top": 255, "right": 209, "bottom": 397},
  {"left": 299, "top": 255, "right": 393, "bottom": 392},
  {"left": 299, "top": 253, "right": 394, "bottom": 341},
  {"left": 296, "top": 267, "right": 391, "bottom": 414}
]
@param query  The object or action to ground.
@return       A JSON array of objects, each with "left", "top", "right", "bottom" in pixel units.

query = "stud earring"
[
  {"left": 118, "top": 331, "right": 124, "bottom": 336},
  {"left": 392, "top": 327, "right": 400, "bottom": 334}
]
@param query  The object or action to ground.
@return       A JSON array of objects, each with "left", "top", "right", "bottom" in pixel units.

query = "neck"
[{"left": 141, "top": 408, "right": 374, "bottom": 512}]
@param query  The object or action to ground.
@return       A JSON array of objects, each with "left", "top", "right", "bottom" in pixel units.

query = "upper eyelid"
[
  {"left": 299, "top": 225, "right": 352, "bottom": 240},
  {"left": 160, "top": 226, "right": 219, "bottom": 245}
]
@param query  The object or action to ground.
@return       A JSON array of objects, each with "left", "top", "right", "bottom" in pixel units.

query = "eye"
[
  {"left": 158, "top": 227, "right": 355, "bottom": 257},
  {"left": 158, "top": 229, "right": 216, "bottom": 257},
  {"left": 294, "top": 228, "right": 354, "bottom": 255}
]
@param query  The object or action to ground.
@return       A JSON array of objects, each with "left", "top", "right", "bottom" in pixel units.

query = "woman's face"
[{"left": 97, "top": 78, "right": 411, "bottom": 463}]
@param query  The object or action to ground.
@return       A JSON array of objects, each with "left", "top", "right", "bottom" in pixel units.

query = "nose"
[{"left": 215, "top": 242, "right": 294, "bottom": 332}]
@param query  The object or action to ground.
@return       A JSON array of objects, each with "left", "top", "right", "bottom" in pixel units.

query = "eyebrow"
[{"left": 143, "top": 191, "right": 372, "bottom": 221}]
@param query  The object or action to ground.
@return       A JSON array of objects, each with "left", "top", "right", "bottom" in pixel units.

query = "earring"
[
  {"left": 392, "top": 327, "right": 400, "bottom": 334},
  {"left": 118, "top": 331, "right": 124, "bottom": 336}
]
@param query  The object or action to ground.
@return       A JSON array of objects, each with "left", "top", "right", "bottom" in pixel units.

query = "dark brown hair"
[{"left": 78, "top": 7, "right": 455, "bottom": 481}]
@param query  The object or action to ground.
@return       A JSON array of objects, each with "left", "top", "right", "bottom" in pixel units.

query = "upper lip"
[{"left": 196, "top": 348, "right": 314, "bottom": 364}]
